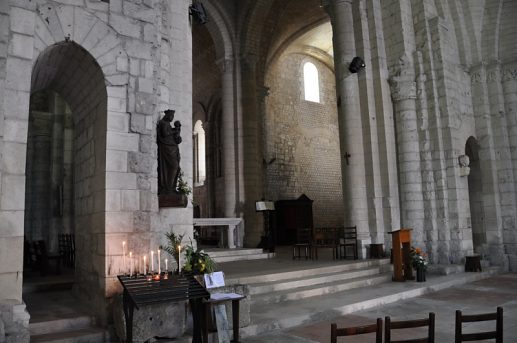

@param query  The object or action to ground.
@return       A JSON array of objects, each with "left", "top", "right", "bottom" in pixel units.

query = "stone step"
[
  {"left": 206, "top": 249, "right": 275, "bottom": 263},
  {"left": 30, "top": 315, "right": 94, "bottom": 336},
  {"left": 249, "top": 266, "right": 388, "bottom": 296},
  {"left": 251, "top": 273, "right": 392, "bottom": 305},
  {"left": 205, "top": 248, "right": 265, "bottom": 257},
  {"left": 239, "top": 267, "right": 501, "bottom": 338},
  {"left": 30, "top": 327, "right": 107, "bottom": 343},
  {"left": 213, "top": 252, "right": 275, "bottom": 263},
  {"left": 226, "top": 259, "right": 390, "bottom": 285}
]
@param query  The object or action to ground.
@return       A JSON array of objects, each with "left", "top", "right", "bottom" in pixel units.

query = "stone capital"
[
  {"left": 215, "top": 57, "right": 233, "bottom": 74},
  {"left": 257, "top": 85, "right": 270, "bottom": 101},
  {"left": 240, "top": 53, "right": 258, "bottom": 71},
  {"left": 389, "top": 77, "right": 416, "bottom": 101}
]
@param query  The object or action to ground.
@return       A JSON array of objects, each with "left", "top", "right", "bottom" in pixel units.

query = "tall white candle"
[
  {"left": 151, "top": 250, "right": 154, "bottom": 272},
  {"left": 178, "top": 245, "right": 181, "bottom": 272},
  {"left": 165, "top": 258, "right": 168, "bottom": 271},
  {"left": 122, "top": 241, "right": 126, "bottom": 274},
  {"left": 143, "top": 255, "right": 147, "bottom": 275},
  {"left": 158, "top": 249, "right": 161, "bottom": 274},
  {"left": 129, "top": 251, "right": 133, "bottom": 277}
]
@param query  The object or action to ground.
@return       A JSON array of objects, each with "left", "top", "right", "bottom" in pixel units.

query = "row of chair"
[
  {"left": 24, "top": 234, "right": 75, "bottom": 276},
  {"left": 331, "top": 307, "right": 503, "bottom": 342},
  {"left": 293, "top": 226, "right": 358, "bottom": 260}
]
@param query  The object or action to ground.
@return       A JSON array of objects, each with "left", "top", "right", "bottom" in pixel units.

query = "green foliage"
[
  {"left": 177, "top": 170, "right": 192, "bottom": 196},
  {"left": 161, "top": 231, "right": 185, "bottom": 262},
  {"left": 410, "top": 247, "right": 428, "bottom": 270},
  {"left": 161, "top": 231, "right": 216, "bottom": 274},
  {"left": 183, "top": 239, "right": 216, "bottom": 274}
]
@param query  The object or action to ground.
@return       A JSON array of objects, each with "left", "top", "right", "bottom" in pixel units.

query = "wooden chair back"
[
  {"left": 292, "top": 227, "right": 313, "bottom": 259},
  {"left": 331, "top": 318, "right": 382, "bottom": 343},
  {"left": 385, "top": 312, "right": 435, "bottom": 343},
  {"left": 455, "top": 307, "right": 503, "bottom": 343},
  {"left": 312, "top": 228, "right": 339, "bottom": 259},
  {"left": 296, "top": 227, "right": 312, "bottom": 244},
  {"left": 338, "top": 226, "right": 358, "bottom": 259}
]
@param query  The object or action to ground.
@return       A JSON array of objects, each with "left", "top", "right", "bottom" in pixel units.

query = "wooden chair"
[
  {"left": 33, "top": 240, "right": 62, "bottom": 276},
  {"left": 455, "top": 307, "right": 503, "bottom": 343},
  {"left": 312, "top": 228, "right": 339, "bottom": 259},
  {"left": 385, "top": 312, "right": 435, "bottom": 343},
  {"left": 331, "top": 318, "right": 383, "bottom": 343},
  {"left": 338, "top": 226, "right": 358, "bottom": 260},
  {"left": 292, "top": 227, "right": 313, "bottom": 259}
]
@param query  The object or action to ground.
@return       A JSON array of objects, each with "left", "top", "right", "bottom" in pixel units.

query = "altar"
[{"left": 193, "top": 218, "right": 245, "bottom": 249}]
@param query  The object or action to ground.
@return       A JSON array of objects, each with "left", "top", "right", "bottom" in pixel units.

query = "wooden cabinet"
[{"left": 274, "top": 194, "right": 313, "bottom": 245}]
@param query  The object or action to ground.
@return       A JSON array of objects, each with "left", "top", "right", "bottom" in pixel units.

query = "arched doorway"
[
  {"left": 465, "top": 136, "right": 486, "bottom": 254},
  {"left": 24, "top": 41, "right": 107, "bottom": 317}
]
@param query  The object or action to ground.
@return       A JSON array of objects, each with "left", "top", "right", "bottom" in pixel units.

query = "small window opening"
[{"left": 303, "top": 62, "right": 320, "bottom": 103}]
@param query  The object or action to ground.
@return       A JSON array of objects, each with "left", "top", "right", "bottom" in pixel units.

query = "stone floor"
[{"left": 241, "top": 273, "right": 517, "bottom": 342}]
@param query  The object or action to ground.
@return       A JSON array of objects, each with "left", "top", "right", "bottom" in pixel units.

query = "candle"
[
  {"left": 129, "top": 251, "right": 133, "bottom": 277},
  {"left": 178, "top": 245, "right": 181, "bottom": 272},
  {"left": 122, "top": 241, "right": 126, "bottom": 274},
  {"left": 151, "top": 250, "right": 155, "bottom": 273},
  {"left": 158, "top": 249, "right": 161, "bottom": 274},
  {"left": 143, "top": 255, "right": 147, "bottom": 275},
  {"left": 165, "top": 258, "right": 168, "bottom": 271}
]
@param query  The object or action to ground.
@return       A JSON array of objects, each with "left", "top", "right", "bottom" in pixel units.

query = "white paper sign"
[{"left": 204, "top": 271, "right": 225, "bottom": 289}]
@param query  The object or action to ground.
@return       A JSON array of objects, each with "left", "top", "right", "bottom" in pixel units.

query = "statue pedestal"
[{"left": 159, "top": 193, "right": 188, "bottom": 208}]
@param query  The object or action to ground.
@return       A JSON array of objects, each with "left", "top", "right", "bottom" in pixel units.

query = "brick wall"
[{"left": 265, "top": 53, "right": 343, "bottom": 227}]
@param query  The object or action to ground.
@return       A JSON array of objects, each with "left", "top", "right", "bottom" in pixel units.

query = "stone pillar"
[
  {"left": 240, "top": 54, "right": 263, "bottom": 247},
  {"left": 325, "top": 0, "right": 370, "bottom": 247},
  {"left": 217, "top": 58, "right": 239, "bottom": 218},
  {"left": 389, "top": 69, "right": 425, "bottom": 243}
]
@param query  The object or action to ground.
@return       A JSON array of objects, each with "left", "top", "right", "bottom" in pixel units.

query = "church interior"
[{"left": 1, "top": 0, "right": 517, "bottom": 341}]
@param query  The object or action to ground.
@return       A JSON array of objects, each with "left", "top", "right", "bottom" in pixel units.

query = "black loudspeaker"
[{"left": 348, "top": 56, "right": 365, "bottom": 73}]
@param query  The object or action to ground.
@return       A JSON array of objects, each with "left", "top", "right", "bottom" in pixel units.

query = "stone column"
[
  {"left": 325, "top": 0, "right": 370, "bottom": 248},
  {"left": 240, "top": 54, "right": 263, "bottom": 247},
  {"left": 217, "top": 58, "right": 239, "bottom": 218},
  {"left": 389, "top": 69, "right": 425, "bottom": 243}
]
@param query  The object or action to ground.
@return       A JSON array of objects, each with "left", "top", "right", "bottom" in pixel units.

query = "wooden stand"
[{"left": 388, "top": 229, "right": 413, "bottom": 282}]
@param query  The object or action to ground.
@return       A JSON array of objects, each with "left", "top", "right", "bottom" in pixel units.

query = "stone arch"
[
  {"left": 480, "top": 0, "right": 503, "bottom": 62},
  {"left": 465, "top": 136, "right": 486, "bottom": 254},
  {"left": 28, "top": 40, "right": 109, "bottom": 317},
  {"left": 33, "top": 3, "right": 128, "bottom": 88},
  {"left": 26, "top": 4, "right": 129, "bottom": 321},
  {"left": 240, "top": 0, "right": 275, "bottom": 57},
  {"left": 204, "top": 1, "right": 234, "bottom": 61}
]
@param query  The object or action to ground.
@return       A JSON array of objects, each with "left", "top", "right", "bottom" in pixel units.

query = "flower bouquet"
[{"left": 410, "top": 247, "right": 428, "bottom": 270}]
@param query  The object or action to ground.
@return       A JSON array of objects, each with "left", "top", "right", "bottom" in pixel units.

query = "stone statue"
[{"left": 157, "top": 109, "right": 182, "bottom": 195}]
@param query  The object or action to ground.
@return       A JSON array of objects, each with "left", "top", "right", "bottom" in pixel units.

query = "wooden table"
[
  {"left": 117, "top": 273, "right": 209, "bottom": 343},
  {"left": 202, "top": 295, "right": 246, "bottom": 343}
]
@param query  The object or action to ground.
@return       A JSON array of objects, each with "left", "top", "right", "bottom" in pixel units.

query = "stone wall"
[
  {"left": 265, "top": 53, "right": 343, "bottom": 227},
  {"left": 0, "top": 0, "right": 193, "bottom": 331}
]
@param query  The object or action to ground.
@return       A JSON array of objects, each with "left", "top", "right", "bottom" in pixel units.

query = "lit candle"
[
  {"left": 151, "top": 250, "right": 154, "bottom": 273},
  {"left": 165, "top": 258, "right": 168, "bottom": 271},
  {"left": 122, "top": 241, "right": 126, "bottom": 274},
  {"left": 129, "top": 251, "right": 133, "bottom": 277},
  {"left": 178, "top": 245, "right": 181, "bottom": 272},
  {"left": 158, "top": 249, "right": 161, "bottom": 274},
  {"left": 143, "top": 255, "right": 147, "bottom": 275}
]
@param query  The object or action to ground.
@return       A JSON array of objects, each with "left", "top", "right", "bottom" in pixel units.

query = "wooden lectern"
[{"left": 388, "top": 228, "right": 413, "bottom": 282}]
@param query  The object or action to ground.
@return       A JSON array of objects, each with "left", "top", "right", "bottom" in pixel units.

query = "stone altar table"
[{"left": 193, "top": 218, "right": 245, "bottom": 249}]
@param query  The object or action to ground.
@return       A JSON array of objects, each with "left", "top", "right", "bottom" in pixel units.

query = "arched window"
[
  {"left": 303, "top": 62, "right": 320, "bottom": 103},
  {"left": 193, "top": 120, "right": 206, "bottom": 185}
]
